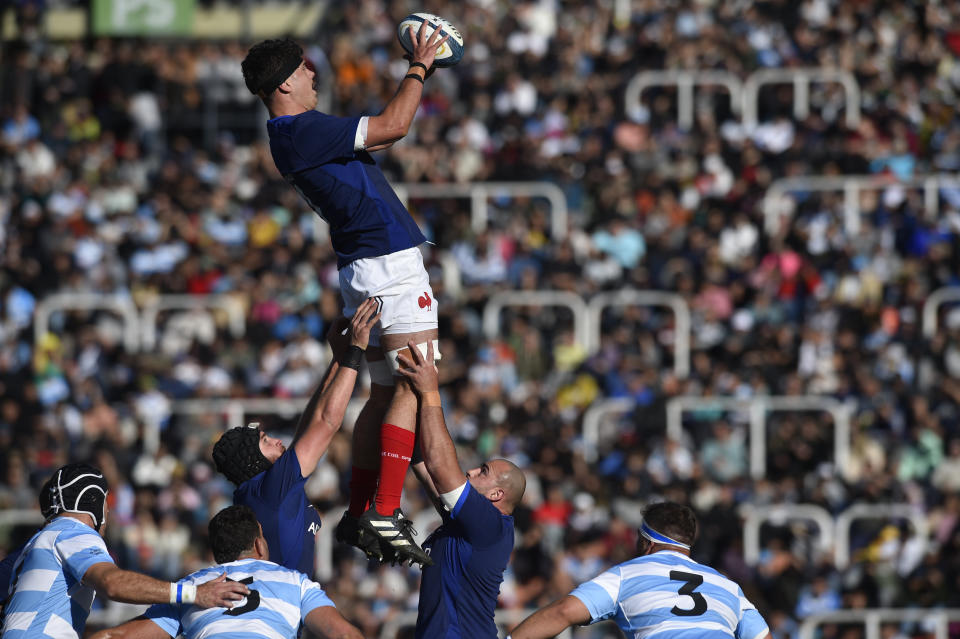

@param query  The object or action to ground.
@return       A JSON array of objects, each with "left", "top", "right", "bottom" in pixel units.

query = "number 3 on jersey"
[
  {"left": 224, "top": 576, "right": 261, "bottom": 616},
  {"left": 669, "top": 571, "right": 707, "bottom": 616}
]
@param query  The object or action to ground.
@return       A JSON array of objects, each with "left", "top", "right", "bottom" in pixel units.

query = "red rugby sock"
[
  {"left": 374, "top": 424, "right": 416, "bottom": 516},
  {"left": 348, "top": 466, "right": 378, "bottom": 517}
]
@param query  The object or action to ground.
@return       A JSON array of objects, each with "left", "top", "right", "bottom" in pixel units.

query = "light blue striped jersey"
[
  {"left": 571, "top": 550, "right": 769, "bottom": 639},
  {"left": 144, "top": 558, "right": 336, "bottom": 639},
  {"left": 1, "top": 517, "right": 115, "bottom": 638}
]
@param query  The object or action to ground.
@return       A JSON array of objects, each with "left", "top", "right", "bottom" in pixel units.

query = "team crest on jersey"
[{"left": 418, "top": 291, "right": 432, "bottom": 311}]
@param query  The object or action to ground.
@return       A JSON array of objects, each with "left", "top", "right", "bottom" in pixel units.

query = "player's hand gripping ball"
[{"left": 397, "top": 13, "right": 464, "bottom": 67}]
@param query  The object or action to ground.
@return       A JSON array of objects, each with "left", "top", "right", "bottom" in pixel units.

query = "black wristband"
[
  {"left": 408, "top": 61, "right": 428, "bottom": 72},
  {"left": 404, "top": 73, "right": 425, "bottom": 84},
  {"left": 340, "top": 345, "right": 364, "bottom": 370}
]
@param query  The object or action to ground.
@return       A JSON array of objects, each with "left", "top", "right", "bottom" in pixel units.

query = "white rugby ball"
[{"left": 397, "top": 13, "right": 464, "bottom": 68}]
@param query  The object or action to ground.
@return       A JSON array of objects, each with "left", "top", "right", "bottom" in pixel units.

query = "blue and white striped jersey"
[
  {"left": 144, "top": 558, "right": 336, "bottom": 639},
  {"left": 571, "top": 550, "right": 769, "bottom": 639},
  {"left": 1, "top": 517, "right": 115, "bottom": 638}
]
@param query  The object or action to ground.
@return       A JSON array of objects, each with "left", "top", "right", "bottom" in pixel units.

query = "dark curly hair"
[
  {"left": 209, "top": 505, "right": 263, "bottom": 564},
  {"left": 241, "top": 38, "right": 303, "bottom": 97},
  {"left": 642, "top": 501, "right": 698, "bottom": 547}
]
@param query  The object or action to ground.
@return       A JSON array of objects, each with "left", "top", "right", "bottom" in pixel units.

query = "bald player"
[{"left": 397, "top": 341, "right": 526, "bottom": 639}]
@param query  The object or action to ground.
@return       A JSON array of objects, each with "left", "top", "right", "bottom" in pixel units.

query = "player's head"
[
  {"left": 465, "top": 459, "right": 526, "bottom": 514},
  {"left": 39, "top": 463, "right": 109, "bottom": 532},
  {"left": 209, "top": 505, "right": 269, "bottom": 564},
  {"left": 637, "top": 501, "right": 697, "bottom": 556},
  {"left": 241, "top": 38, "right": 316, "bottom": 108},
  {"left": 212, "top": 422, "right": 284, "bottom": 485}
]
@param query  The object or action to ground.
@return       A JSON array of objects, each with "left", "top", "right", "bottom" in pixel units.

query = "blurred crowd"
[{"left": 3, "top": 0, "right": 960, "bottom": 637}]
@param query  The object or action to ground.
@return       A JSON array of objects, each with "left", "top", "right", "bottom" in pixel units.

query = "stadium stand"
[{"left": 2, "top": 0, "right": 960, "bottom": 637}]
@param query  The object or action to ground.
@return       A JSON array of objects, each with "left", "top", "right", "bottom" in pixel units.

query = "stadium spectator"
[{"left": 87, "top": 505, "right": 362, "bottom": 639}]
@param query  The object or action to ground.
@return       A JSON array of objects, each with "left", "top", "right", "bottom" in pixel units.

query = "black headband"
[{"left": 256, "top": 55, "right": 303, "bottom": 98}]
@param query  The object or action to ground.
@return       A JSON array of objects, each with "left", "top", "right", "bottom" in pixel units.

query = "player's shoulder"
[{"left": 214, "top": 559, "right": 308, "bottom": 585}]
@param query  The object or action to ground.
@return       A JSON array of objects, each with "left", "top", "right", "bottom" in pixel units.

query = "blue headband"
[{"left": 639, "top": 520, "right": 690, "bottom": 550}]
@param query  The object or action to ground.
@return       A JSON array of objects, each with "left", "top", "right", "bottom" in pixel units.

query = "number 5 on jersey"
[
  {"left": 224, "top": 576, "right": 261, "bottom": 616},
  {"left": 669, "top": 571, "right": 707, "bottom": 616}
]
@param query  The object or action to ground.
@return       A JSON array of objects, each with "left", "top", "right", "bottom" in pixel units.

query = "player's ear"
[
  {"left": 254, "top": 534, "right": 269, "bottom": 560},
  {"left": 490, "top": 487, "right": 504, "bottom": 503}
]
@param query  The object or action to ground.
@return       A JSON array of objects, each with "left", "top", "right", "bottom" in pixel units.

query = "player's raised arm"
[
  {"left": 396, "top": 340, "right": 463, "bottom": 492},
  {"left": 292, "top": 298, "right": 380, "bottom": 477},
  {"left": 363, "top": 21, "right": 448, "bottom": 150}
]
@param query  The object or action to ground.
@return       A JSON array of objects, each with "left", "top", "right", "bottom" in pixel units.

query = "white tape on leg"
[{"left": 385, "top": 340, "right": 441, "bottom": 376}]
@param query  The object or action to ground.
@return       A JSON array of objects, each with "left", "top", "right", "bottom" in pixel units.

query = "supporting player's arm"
[
  {"left": 305, "top": 606, "right": 364, "bottom": 639},
  {"left": 82, "top": 564, "right": 247, "bottom": 608},
  {"left": 88, "top": 617, "right": 170, "bottom": 639},
  {"left": 508, "top": 595, "right": 592, "bottom": 639},
  {"left": 364, "top": 21, "right": 448, "bottom": 150},
  {"left": 292, "top": 298, "right": 381, "bottom": 477},
  {"left": 396, "top": 341, "right": 463, "bottom": 493}
]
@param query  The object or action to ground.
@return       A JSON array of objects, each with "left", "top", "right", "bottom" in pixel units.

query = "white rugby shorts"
[{"left": 339, "top": 246, "right": 438, "bottom": 347}]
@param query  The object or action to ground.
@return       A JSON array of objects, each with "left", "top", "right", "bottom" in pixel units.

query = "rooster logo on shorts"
[{"left": 418, "top": 291, "right": 432, "bottom": 311}]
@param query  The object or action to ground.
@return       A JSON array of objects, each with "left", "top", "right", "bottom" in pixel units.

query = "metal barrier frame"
[
  {"left": 666, "top": 396, "right": 853, "bottom": 480},
  {"left": 581, "top": 398, "right": 636, "bottom": 463},
  {"left": 741, "top": 503, "right": 834, "bottom": 566},
  {"left": 834, "top": 503, "right": 929, "bottom": 569},
  {"left": 34, "top": 293, "right": 141, "bottom": 352},
  {"left": 393, "top": 181, "right": 569, "bottom": 240},
  {"left": 624, "top": 70, "right": 743, "bottom": 130},
  {"left": 798, "top": 608, "right": 960, "bottom": 639},
  {"left": 140, "top": 294, "right": 246, "bottom": 351},
  {"left": 763, "top": 174, "right": 960, "bottom": 236},
  {"left": 482, "top": 290, "right": 590, "bottom": 350},
  {"left": 923, "top": 286, "right": 960, "bottom": 339},
  {"left": 742, "top": 68, "right": 861, "bottom": 129},
  {"left": 585, "top": 290, "right": 690, "bottom": 378}
]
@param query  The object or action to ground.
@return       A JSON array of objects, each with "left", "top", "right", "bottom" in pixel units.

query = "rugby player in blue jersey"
[
  {"left": 0, "top": 464, "right": 248, "bottom": 639},
  {"left": 212, "top": 299, "right": 380, "bottom": 576},
  {"left": 396, "top": 341, "right": 527, "bottom": 639},
  {"left": 238, "top": 23, "right": 450, "bottom": 568},
  {"left": 241, "top": 22, "right": 446, "bottom": 564},
  {"left": 88, "top": 505, "right": 362, "bottom": 639},
  {"left": 508, "top": 502, "right": 770, "bottom": 639}
]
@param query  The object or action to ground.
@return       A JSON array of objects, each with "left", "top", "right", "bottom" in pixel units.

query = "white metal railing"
[
  {"left": 393, "top": 182, "right": 569, "bottom": 240},
  {"left": 378, "top": 609, "right": 572, "bottom": 639},
  {"left": 140, "top": 294, "right": 246, "bottom": 351},
  {"left": 923, "top": 286, "right": 960, "bottom": 339},
  {"left": 834, "top": 503, "right": 929, "bottom": 569},
  {"left": 763, "top": 174, "right": 960, "bottom": 236},
  {"left": 581, "top": 398, "right": 636, "bottom": 463},
  {"left": 624, "top": 70, "right": 743, "bottom": 130},
  {"left": 798, "top": 608, "right": 960, "bottom": 639},
  {"left": 666, "top": 396, "right": 853, "bottom": 480},
  {"left": 482, "top": 290, "right": 590, "bottom": 350},
  {"left": 741, "top": 503, "right": 834, "bottom": 566},
  {"left": 0, "top": 509, "right": 44, "bottom": 529},
  {"left": 742, "top": 68, "right": 861, "bottom": 129},
  {"left": 34, "top": 293, "right": 140, "bottom": 352},
  {"left": 585, "top": 290, "right": 690, "bottom": 378}
]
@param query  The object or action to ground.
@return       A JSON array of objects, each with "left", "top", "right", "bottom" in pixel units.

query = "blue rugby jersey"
[
  {"left": 267, "top": 110, "right": 426, "bottom": 268},
  {"left": 1, "top": 517, "right": 115, "bottom": 638},
  {"left": 571, "top": 550, "right": 769, "bottom": 639},
  {"left": 144, "top": 558, "right": 336, "bottom": 639},
  {"left": 416, "top": 483, "right": 514, "bottom": 639},
  {"left": 234, "top": 447, "right": 322, "bottom": 576}
]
